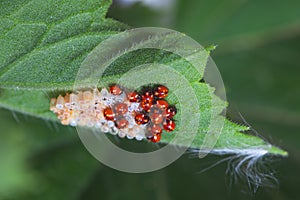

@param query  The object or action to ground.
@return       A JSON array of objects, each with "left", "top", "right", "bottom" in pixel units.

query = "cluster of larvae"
[{"left": 50, "top": 84, "right": 177, "bottom": 142}]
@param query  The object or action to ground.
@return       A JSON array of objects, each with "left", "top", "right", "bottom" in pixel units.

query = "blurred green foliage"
[{"left": 1, "top": 0, "right": 300, "bottom": 199}]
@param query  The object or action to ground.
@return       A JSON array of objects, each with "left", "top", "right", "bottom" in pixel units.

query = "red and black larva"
[{"left": 50, "top": 84, "right": 177, "bottom": 143}]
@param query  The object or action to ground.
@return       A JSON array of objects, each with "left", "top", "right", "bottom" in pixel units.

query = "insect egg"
[
  {"left": 69, "top": 93, "right": 77, "bottom": 106},
  {"left": 83, "top": 91, "right": 93, "bottom": 102},
  {"left": 50, "top": 98, "right": 57, "bottom": 111},
  {"left": 56, "top": 95, "right": 65, "bottom": 109}
]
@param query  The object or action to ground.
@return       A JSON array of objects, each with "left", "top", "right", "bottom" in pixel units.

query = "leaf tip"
[
  {"left": 205, "top": 44, "right": 218, "bottom": 53},
  {"left": 267, "top": 146, "right": 288, "bottom": 157}
]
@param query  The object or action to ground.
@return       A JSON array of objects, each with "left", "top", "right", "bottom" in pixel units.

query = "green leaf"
[{"left": 0, "top": 0, "right": 286, "bottom": 157}]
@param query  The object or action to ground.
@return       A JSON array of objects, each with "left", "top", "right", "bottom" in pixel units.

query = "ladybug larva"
[{"left": 50, "top": 84, "right": 177, "bottom": 143}]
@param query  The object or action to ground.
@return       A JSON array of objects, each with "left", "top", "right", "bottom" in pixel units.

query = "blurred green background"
[{"left": 1, "top": 0, "right": 300, "bottom": 199}]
